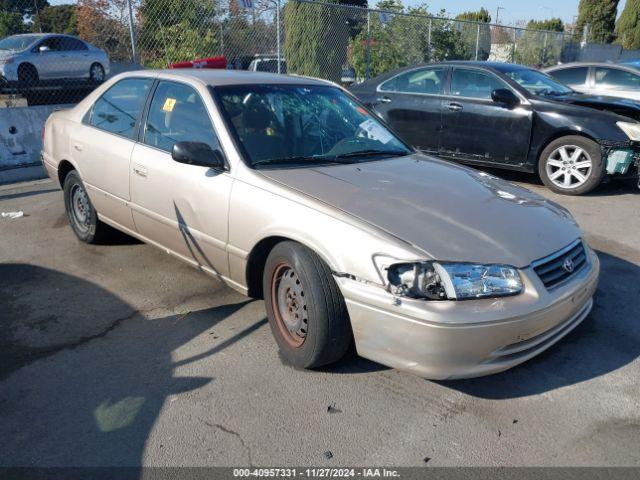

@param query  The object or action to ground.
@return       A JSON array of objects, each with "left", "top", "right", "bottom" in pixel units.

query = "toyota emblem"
[{"left": 562, "top": 257, "right": 575, "bottom": 273}]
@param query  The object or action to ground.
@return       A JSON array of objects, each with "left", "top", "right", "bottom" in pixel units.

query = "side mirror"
[
  {"left": 171, "top": 141, "right": 226, "bottom": 170},
  {"left": 491, "top": 88, "right": 519, "bottom": 107},
  {"left": 38, "top": 45, "right": 50, "bottom": 53}
]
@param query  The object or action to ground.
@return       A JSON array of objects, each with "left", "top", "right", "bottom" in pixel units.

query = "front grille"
[{"left": 533, "top": 240, "right": 587, "bottom": 289}]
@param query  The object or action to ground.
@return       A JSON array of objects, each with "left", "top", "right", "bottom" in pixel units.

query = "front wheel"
[
  {"left": 538, "top": 136, "right": 604, "bottom": 195},
  {"left": 63, "top": 170, "right": 112, "bottom": 243},
  {"left": 263, "top": 241, "right": 352, "bottom": 369}
]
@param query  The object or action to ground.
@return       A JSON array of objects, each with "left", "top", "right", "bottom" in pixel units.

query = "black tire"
[
  {"left": 538, "top": 135, "right": 604, "bottom": 195},
  {"left": 17, "top": 63, "right": 38, "bottom": 86},
  {"left": 63, "top": 170, "right": 111, "bottom": 244},
  {"left": 89, "top": 63, "right": 105, "bottom": 82},
  {"left": 263, "top": 241, "right": 352, "bottom": 369}
]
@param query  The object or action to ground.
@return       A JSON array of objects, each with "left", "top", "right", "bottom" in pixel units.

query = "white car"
[
  {"left": 0, "top": 33, "right": 110, "bottom": 85},
  {"left": 545, "top": 62, "right": 640, "bottom": 102}
]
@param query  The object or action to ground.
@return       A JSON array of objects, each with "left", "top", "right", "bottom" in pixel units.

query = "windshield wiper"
[
  {"left": 252, "top": 155, "right": 355, "bottom": 167},
  {"left": 332, "top": 149, "right": 409, "bottom": 159}
]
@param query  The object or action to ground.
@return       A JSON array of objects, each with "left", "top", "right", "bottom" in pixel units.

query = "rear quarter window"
[{"left": 86, "top": 78, "right": 154, "bottom": 139}]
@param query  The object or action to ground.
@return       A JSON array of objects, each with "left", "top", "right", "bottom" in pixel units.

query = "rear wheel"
[
  {"left": 263, "top": 241, "right": 352, "bottom": 369},
  {"left": 63, "top": 170, "right": 111, "bottom": 243},
  {"left": 539, "top": 136, "right": 604, "bottom": 195},
  {"left": 89, "top": 63, "right": 105, "bottom": 82}
]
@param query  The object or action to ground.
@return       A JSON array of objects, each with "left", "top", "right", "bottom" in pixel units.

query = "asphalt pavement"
[{"left": 0, "top": 174, "right": 639, "bottom": 467}]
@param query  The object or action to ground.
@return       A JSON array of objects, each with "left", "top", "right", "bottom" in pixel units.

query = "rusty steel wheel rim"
[{"left": 271, "top": 262, "right": 308, "bottom": 348}]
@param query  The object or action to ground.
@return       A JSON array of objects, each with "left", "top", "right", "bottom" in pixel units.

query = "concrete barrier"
[{"left": 0, "top": 104, "right": 72, "bottom": 185}]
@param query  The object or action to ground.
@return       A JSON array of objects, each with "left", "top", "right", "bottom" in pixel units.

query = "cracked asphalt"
[{"left": 0, "top": 174, "right": 639, "bottom": 467}]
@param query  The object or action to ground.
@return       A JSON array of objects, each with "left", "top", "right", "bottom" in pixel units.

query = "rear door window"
[
  {"left": 60, "top": 37, "right": 88, "bottom": 51},
  {"left": 549, "top": 67, "right": 589, "bottom": 87},
  {"left": 87, "top": 78, "right": 154, "bottom": 139},
  {"left": 380, "top": 68, "right": 445, "bottom": 95}
]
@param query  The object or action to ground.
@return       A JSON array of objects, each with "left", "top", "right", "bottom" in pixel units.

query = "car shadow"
[
  {"left": 0, "top": 263, "right": 256, "bottom": 467},
  {"left": 438, "top": 250, "right": 640, "bottom": 399}
]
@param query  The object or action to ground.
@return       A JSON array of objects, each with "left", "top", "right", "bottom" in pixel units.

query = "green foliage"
[
  {"left": 616, "top": 0, "right": 640, "bottom": 49},
  {"left": 284, "top": 0, "right": 349, "bottom": 82},
  {"left": 37, "top": 4, "right": 78, "bottom": 35},
  {"left": 138, "top": 0, "right": 219, "bottom": 68},
  {"left": 0, "top": 11, "right": 26, "bottom": 37},
  {"left": 575, "top": 0, "right": 619, "bottom": 43},
  {"left": 527, "top": 18, "right": 564, "bottom": 32},
  {"left": 512, "top": 18, "right": 565, "bottom": 67},
  {"left": 349, "top": 3, "right": 468, "bottom": 80},
  {"left": 455, "top": 7, "right": 491, "bottom": 61},
  {"left": 0, "top": 0, "right": 49, "bottom": 17}
]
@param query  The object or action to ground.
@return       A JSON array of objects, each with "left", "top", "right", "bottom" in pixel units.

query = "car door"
[
  {"left": 372, "top": 67, "right": 445, "bottom": 154},
  {"left": 439, "top": 67, "right": 532, "bottom": 166},
  {"left": 59, "top": 37, "right": 90, "bottom": 78},
  {"left": 130, "top": 80, "right": 233, "bottom": 276},
  {"left": 70, "top": 77, "right": 154, "bottom": 231},
  {"left": 547, "top": 66, "right": 590, "bottom": 94},
  {"left": 593, "top": 66, "right": 640, "bottom": 101},
  {"left": 32, "top": 36, "right": 65, "bottom": 79}
]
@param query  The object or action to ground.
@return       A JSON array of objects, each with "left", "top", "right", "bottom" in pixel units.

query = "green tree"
[
  {"left": 0, "top": 11, "right": 26, "bottom": 37},
  {"left": 575, "top": 0, "right": 619, "bottom": 43},
  {"left": 455, "top": 7, "right": 491, "bottom": 60},
  {"left": 138, "top": 0, "right": 219, "bottom": 67},
  {"left": 616, "top": 0, "right": 640, "bottom": 49},
  {"left": 513, "top": 19, "right": 565, "bottom": 67},
  {"left": 0, "top": 0, "right": 49, "bottom": 16},
  {"left": 349, "top": 2, "right": 467, "bottom": 79},
  {"left": 284, "top": 0, "right": 349, "bottom": 82},
  {"left": 37, "top": 4, "right": 78, "bottom": 34},
  {"left": 527, "top": 18, "right": 564, "bottom": 32}
]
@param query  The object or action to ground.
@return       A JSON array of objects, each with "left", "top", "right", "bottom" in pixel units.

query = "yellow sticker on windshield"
[{"left": 162, "top": 98, "right": 176, "bottom": 112}]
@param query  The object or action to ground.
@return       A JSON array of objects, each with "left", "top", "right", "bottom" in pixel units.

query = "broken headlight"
[
  {"left": 386, "top": 261, "right": 523, "bottom": 300},
  {"left": 617, "top": 121, "right": 640, "bottom": 141}
]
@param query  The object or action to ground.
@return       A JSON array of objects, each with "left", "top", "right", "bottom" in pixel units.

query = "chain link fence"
[{"left": 1, "top": 0, "right": 580, "bottom": 108}]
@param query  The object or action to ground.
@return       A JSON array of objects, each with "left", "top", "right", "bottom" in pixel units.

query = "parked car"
[
  {"left": 0, "top": 33, "right": 109, "bottom": 85},
  {"left": 350, "top": 61, "right": 640, "bottom": 195},
  {"left": 545, "top": 62, "right": 640, "bottom": 102},
  {"left": 247, "top": 55, "right": 286, "bottom": 73},
  {"left": 42, "top": 70, "right": 599, "bottom": 379}
]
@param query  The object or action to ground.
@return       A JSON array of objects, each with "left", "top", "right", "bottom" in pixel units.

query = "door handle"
[
  {"left": 73, "top": 144, "right": 83, "bottom": 152},
  {"left": 447, "top": 102, "right": 463, "bottom": 112},
  {"left": 133, "top": 164, "right": 148, "bottom": 177},
  {"left": 377, "top": 96, "right": 392, "bottom": 104}
]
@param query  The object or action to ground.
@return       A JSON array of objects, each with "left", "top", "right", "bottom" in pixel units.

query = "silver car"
[
  {"left": 545, "top": 62, "right": 640, "bottom": 101},
  {"left": 42, "top": 70, "right": 599, "bottom": 379},
  {"left": 0, "top": 33, "right": 109, "bottom": 85}
]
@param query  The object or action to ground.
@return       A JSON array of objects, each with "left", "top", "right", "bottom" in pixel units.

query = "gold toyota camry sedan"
[{"left": 42, "top": 69, "right": 599, "bottom": 379}]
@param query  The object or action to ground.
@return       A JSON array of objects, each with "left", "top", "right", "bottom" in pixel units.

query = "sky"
[
  {"left": 406, "top": 0, "right": 627, "bottom": 26},
  {"left": 49, "top": 0, "right": 628, "bottom": 26}
]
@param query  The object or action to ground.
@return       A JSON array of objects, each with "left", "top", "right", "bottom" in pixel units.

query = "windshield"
[
  {"left": 502, "top": 67, "right": 573, "bottom": 96},
  {"left": 214, "top": 84, "right": 411, "bottom": 167},
  {"left": 0, "top": 35, "right": 41, "bottom": 51}
]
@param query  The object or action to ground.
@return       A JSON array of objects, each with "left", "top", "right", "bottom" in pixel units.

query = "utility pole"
[{"left": 496, "top": 6, "right": 505, "bottom": 25}]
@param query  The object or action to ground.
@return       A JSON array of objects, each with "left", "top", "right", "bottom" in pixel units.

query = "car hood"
[
  {"left": 259, "top": 154, "right": 581, "bottom": 268},
  {"left": 0, "top": 50, "right": 17, "bottom": 60},
  {"left": 546, "top": 92, "right": 640, "bottom": 117}
]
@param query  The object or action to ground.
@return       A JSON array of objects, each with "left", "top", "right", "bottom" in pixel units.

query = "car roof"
[
  {"left": 545, "top": 61, "right": 640, "bottom": 71},
  {"left": 118, "top": 69, "right": 333, "bottom": 87}
]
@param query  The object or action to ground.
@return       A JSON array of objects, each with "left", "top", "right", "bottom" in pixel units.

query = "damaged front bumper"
[
  {"left": 601, "top": 140, "right": 640, "bottom": 181},
  {"left": 335, "top": 246, "right": 600, "bottom": 380}
]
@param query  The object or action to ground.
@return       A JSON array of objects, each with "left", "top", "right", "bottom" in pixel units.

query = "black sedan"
[{"left": 350, "top": 61, "right": 640, "bottom": 195}]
